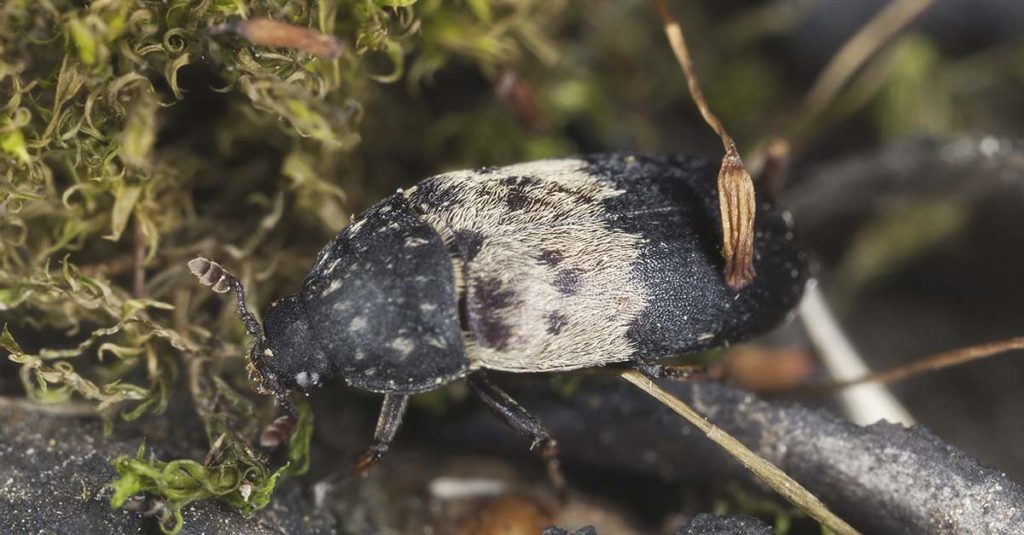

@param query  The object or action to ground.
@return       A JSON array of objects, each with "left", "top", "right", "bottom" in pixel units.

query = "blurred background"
[{"left": 1, "top": 0, "right": 1024, "bottom": 533}]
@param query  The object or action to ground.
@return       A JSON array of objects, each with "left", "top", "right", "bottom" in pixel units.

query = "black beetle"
[{"left": 190, "top": 153, "right": 808, "bottom": 480}]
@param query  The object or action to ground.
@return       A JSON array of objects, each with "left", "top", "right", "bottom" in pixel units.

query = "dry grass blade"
[
  {"left": 828, "top": 336, "right": 1024, "bottom": 389},
  {"left": 800, "top": 0, "right": 934, "bottom": 128},
  {"left": 654, "top": 0, "right": 756, "bottom": 290},
  {"left": 621, "top": 370, "right": 861, "bottom": 535}
]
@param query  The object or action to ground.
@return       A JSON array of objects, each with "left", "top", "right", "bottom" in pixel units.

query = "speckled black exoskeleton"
[{"left": 190, "top": 153, "right": 808, "bottom": 481}]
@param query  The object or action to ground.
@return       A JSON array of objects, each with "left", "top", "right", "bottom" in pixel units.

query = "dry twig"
[
  {"left": 827, "top": 336, "right": 1024, "bottom": 389},
  {"left": 748, "top": 0, "right": 934, "bottom": 168}
]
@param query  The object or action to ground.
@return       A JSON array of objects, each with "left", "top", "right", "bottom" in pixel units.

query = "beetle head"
[
  {"left": 189, "top": 257, "right": 326, "bottom": 418},
  {"left": 257, "top": 295, "right": 334, "bottom": 395}
]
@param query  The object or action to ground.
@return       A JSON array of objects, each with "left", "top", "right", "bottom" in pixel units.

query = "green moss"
[
  {"left": 0, "top": 0, "right": 577, "bottom": 529},
  {"left": 108, "top": 399, "right": 313, "bottom": 534}
]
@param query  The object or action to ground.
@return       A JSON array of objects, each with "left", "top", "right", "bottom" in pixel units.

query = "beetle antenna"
[{"left": 188, "top": 256, "right": 264, "bottom": 341}]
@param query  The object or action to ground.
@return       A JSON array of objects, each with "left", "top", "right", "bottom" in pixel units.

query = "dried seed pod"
[
  {"left": 718, "top": 145, "right": 757, "bottom": 290},
  {"left": 260, "top": 414, "right": 296, "bottom": 448},
  {"left": 494, "top": 68, "right": 546, "bottom": 133},
  {"left": 209, "top": 18, "right": 342, "bottom": 59},
  {"left": 188, "top": 256, "right": 232, "bottom": 294},
  {"left": 654, "top": 0, "right": 758, "bottom": 290}
]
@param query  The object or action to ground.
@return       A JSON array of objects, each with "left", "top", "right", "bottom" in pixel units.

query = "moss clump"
[
  {"left": 108, "top": 398, "right": 313, "bottom": 533},
  {"left": 0, "top": 0, "right": 569, "bottom": 531}
]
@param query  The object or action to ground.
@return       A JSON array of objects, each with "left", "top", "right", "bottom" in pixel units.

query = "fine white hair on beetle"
[{"left": 410, "top": 159, "right": 649, "bottom": 372}]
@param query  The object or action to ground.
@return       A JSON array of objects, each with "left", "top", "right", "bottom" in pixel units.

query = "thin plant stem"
[
  {"left": 829, "top": 336, "right": 1024, "bottom": 389},
  {"left": 801, "top": 0, "right": 934, "bottom": 122},
  {"left": 621, "top": 369, "right": 861, "bottom": 535}
]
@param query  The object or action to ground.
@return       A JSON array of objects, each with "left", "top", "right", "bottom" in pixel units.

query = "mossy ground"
[{"left": 2, "top": 1, "right": 1023, "bottom": 533}]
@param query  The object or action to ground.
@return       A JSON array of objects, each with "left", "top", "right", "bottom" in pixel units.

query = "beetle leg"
[
  {"left": 355, "top": 393, "right": 410, "bottom": 475},
  {"left": 628, "top": 362, "right": 718, "bottom": 381},
  {"left": 467, "top": 372, "right": 566, "bottom": 490}
]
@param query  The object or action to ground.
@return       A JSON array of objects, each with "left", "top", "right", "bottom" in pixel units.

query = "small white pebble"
[
  {"left": 429, "top": 477, "right": 507, "bottom": 500},
  {"left": 980, "top": 136, "right": 1000, "bottom": 158}
]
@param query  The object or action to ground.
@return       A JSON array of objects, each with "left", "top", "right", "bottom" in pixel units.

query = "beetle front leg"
[
  {"left": 467, "top": 371, "right": 566, "bottom": 490},
  {"left": 355, "top": 393, "right": 410, "bottom": 475}
]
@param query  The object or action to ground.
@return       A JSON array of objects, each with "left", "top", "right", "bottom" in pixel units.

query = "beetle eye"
[{"left": 294, "top": 371, "right": 320, "bottom": 389}]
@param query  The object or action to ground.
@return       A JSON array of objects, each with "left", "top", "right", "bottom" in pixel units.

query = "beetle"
[{"left": 189, "top": 152, "right": 808, "bottom": 482}]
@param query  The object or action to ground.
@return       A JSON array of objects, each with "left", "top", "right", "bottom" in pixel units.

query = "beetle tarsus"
[
  {"left": 467, "top": 372, "right": 567, "bottom": 490},
  {"left": 355, "top": 393, "right": 411, "bottom": 476},
  {"left": 540, "top": 438, "right": 566, "bottom": 492},
  {"left": 355, "top": 445, "right": 387, "bottom": 476}
]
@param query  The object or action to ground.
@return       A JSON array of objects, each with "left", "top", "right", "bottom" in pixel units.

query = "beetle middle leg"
[
  {"left": 355, "top": 393, "right": 410, "bottom": 475},
  {"left": 627, "top": 362, "right": 718, "bottom": 381},
  {"left": 467, "top": 371, "right": 566, "bottom": 489}
]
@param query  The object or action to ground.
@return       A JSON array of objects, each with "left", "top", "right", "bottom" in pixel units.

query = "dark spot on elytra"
[
  {"left": 546, "top": 311, "right": 568, "bottom": 335},
  {"left": 538, "top": 249, "right": 564, "bottom": 267},
  {"left": 501, "top": 175, "right": 540, "bottom": 187},
  {"left": 548, "top": 182, "right": 597, "bottom": 207},
  {"left": 478, "top": 315, "right": 512, "bottom": 350},
  {"left": 504, "top": 189, "right": 531, "bottom": 211},
  {"left": 453, "top": 229, "right": 485, "bottom": 260},
  {"left": 502, "top": 176, "right": 544, "bottom": 211},
  {"left": 409, "top": 178, "right": 463, "bottom": 208},
  {"left": 469, "top": 277, "right": 517, "bottom": 349},
  {"left": 473, "top": 277, "right": 516, "bottom": 310},
  {"left": 554, "top": 268, "right": 584, "bottom": 295}
]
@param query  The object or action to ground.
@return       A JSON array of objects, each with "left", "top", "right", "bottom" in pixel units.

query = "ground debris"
[
  {"left": 0, "top": 406, "right": 333, "bottom": 535},
  {"left": 676, "top": 514, "right": 772, "bottom": 535},
  {"left": 437, "top": 378, "right": 1024, "bottom": 534}
]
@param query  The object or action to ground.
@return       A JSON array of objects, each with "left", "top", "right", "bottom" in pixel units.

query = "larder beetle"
[{"left": 190, "top": 152, "right": 808, "bottom": 482}]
